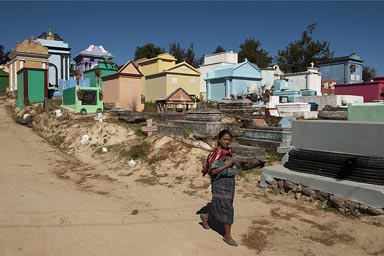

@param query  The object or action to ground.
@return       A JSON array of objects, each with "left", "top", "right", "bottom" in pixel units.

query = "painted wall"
[
  {"left": 16, "top": 69, "right": 47, "bottom": 109},
  {"left": 291, "top": 120, "right": 384, "bottom": 157},
  {"left": 37, "top": 38, "right": 70, "bottom": 85},
  {"left": 102, "top": 73, "right": 144, "bottom": 112},
  {"left": 83, "top": 62, "right": 118, "bottom": 88},
  {"left": 165, "top": 74, "right": 200, "bottom": 98},
  {"left": 335, "top": 80, "right": 384, "bottom": 102},
  {"left": 318, "top": 54, "right": 363, "bottom": 84},
  {"left": 0, "top": 69, "right": 9, "bottom": 92},
  {"left": 16, "top": 71, "right": 24, "bottom": 109},
  {"left": 348, "top": 102, "right": 384, "bottom": 122},
  {"left": 144, "top": 76, "right": 167, "bottom": 102}
]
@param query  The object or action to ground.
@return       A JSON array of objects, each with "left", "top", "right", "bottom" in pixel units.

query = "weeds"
[
  {"left": 266, "top": 150, "right": 283, "bottom": 166},
  {"left": 119, "top": 142, "right": 150, "bottom": 160}
]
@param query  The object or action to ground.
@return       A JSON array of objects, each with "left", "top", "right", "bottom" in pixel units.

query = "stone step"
[
  {"left": 236, "top": 137, "right": 282, "bottom": 151},
  {"left": 231, "top": 143, "right": 265, "bottom": 158}
]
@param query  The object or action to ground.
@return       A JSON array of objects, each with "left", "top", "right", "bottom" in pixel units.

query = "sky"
[{"left": 1, "top": 1, "right": 384, "bottom": 76}]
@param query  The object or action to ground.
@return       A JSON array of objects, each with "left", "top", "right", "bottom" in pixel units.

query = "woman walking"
[{"left": 200, "top": 129, "right": 238, "bottom": 247}]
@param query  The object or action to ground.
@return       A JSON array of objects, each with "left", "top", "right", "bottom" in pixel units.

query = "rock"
[
  {"left": 365, "top": 207, "right": 384, "bottom": 216},
  {"left": 315, "top": 191, "right": 329, "bottom": 201},
  {"left": 302, "top": 187, "right": 315, "bottom": 197},
  {"left": 283, "top": 180, "right": 296, "bottom": 192},
  {"left": 329, "top": 195, "right": 346, "bottom": 209}
]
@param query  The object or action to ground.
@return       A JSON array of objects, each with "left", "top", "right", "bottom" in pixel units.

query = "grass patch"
[
  {"left": 266, "top": 150, "right": 283, "bottom": 166},
  {"left": 148, "top": 154, "right": 162, "bottom": 166},
  {"left": 119, "top": 142, "right": 150, "bottom": 160},
  {"left": 197, "top": 155, "right": 207, "bottom": 164}
]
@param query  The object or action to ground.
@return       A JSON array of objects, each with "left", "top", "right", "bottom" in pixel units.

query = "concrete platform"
[{"left": 260, "top": 165, "right": 384, "bottom": 209}]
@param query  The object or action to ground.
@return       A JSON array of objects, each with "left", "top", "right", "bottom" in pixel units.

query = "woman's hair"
[{"left": 218, "top": 129, "right": 232, "bottom": 139}]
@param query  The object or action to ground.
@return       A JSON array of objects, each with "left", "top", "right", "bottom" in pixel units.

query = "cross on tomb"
[
  {"left": 94, "top": 112, "right": 106, "bottom": 123},
  {"left": 141, "top": 119, "right": 158, "bottom": 136}
]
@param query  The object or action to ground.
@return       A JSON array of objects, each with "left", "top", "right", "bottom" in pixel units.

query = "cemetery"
[{"left": 2, "top": 29, "right": 384, "bottom": 253}]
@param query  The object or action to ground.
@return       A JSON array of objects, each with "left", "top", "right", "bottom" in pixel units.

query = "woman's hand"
[{"left": 225, "top": 158, "right": 235, "bottom": 168}]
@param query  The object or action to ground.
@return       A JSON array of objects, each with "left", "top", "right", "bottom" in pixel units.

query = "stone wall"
[{"left": 264, "top": 178, "right": 384, "bottom": 217}]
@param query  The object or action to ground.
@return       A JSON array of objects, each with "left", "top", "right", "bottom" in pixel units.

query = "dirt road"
[{"left": 0, "top": 99, "right": 383, "bottom": 256}]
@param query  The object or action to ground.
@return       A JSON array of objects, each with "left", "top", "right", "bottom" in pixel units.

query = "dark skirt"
[{"left": 210, "top": 177, "right": 235, "bottom": 225}]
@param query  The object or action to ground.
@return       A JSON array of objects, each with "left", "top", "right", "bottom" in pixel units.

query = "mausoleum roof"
[{"left": 74, "top": 45, "right": 113, "bottom": 59}]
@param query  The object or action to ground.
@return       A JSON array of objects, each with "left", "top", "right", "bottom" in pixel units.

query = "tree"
[
  {"left": 0, "top": 44, "right": 10, "bottom": 65},
  {"left": 133, "top": 43, "right": 165, "bottom": 61},
  {"left": 169, "top": 42, "right": 185, "bottom": 63},
  {"left": 362, "top": 66, "right": 377, "bottom": 82},
  {"left": 276, "top": 23, "right": 334, "bottom": 73},
  {"left": 213, "top": 45, "right": 225, "bottom": 54},
  {"left": 168, "top": 43, "right": 203, "bottom": 68},
  {"left": 238, "top": 38, "right": 273, "bottom": 68}
]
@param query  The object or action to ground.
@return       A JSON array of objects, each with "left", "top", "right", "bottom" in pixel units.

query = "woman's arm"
[{"left": 210, "top": 158, "right": 235, "bottom": 175}]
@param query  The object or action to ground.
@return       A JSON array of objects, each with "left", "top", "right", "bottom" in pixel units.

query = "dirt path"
[{"left": 0, "top": 99, "right": 383, "bottom": 256}]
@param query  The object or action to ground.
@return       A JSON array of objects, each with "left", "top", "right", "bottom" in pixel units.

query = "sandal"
[
  {"left": 199, "top": 214, "right": 210, "bottom": 229},
  {"left": 223, "top": 237, "right": 238, "bottom": 247}
]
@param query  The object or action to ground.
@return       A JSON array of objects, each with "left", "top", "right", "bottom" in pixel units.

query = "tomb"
[
  {"left": 102, "top": 61, "right": 144, "bottom": 112},
  {"left": 62, "top": 78, "right": 103, "bottom": 114},
  {"left": 205, "top": 59, "right": 262, "bottom": 101},
  {"left": 199, "top": 51, "right": 238, "bottom": 99},
  {"left": 260, "top": 120, "right": 384, "bottom": 211},
  {"left": 156, "top": 87, "right": 195, "bottom": 113},
  {"left": 72, "top": 45, "right": 114, "bottom": 80},
  {"left": 37, "top": 28, "right": 71, "bottom": 88},
  {"left": 8, "top": 36, "right": 50, "bottom": 94},
  {"left": 271, "top": 78, "right": 302, "bottom": 103}
]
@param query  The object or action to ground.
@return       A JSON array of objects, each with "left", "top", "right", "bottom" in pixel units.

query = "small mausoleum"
[
  {"left": 73, "top": 45, "right": 114, "bottom": 79},
  {"left": 37, "top": 28, "right": 71, "bottom": 87},
  {"left": 317, "top": 53, "right": 364, "bottom": 84},
  {"left": 7, "top": 36, "right": 50, "bottom": 93},
  {"left": 102, "top": 61, "right": 144, "bottom": 112},
  {"left": 83, "top": 59, "right": 118, "bottom": 89},
  {"left": 199, "top": 51, "right": 238, "bottom": 99},
  {"left": 205, "top": 59, "right": 262, "bottom": 101},
  {"left": 62, "top": 78, "right": 103, "bottom": 114},
  {"left": 136, "top": 53, "right": 200, "bottom": 102},
  {"left": 156, "top": 87, "right": 195, "bottom": 112},
  {"left": 7, "top": 37, "right": 50, "bottom": 109}
]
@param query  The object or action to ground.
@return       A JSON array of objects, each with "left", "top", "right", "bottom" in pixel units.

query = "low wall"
[
  {"left": 168, "top": 120, "right": 222, "bottom": 137},
  {"left": 291, "top": 120, "right": 384, "bottom": 157},
  {"left": 242, "top": 127, "right": 292, "bottom": 142},
  {"left": 348, "top": 102, "right": 384, "bottom": 122},
  {"left": 295, "top": 95, "right": 363, "bottom": 110}
]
